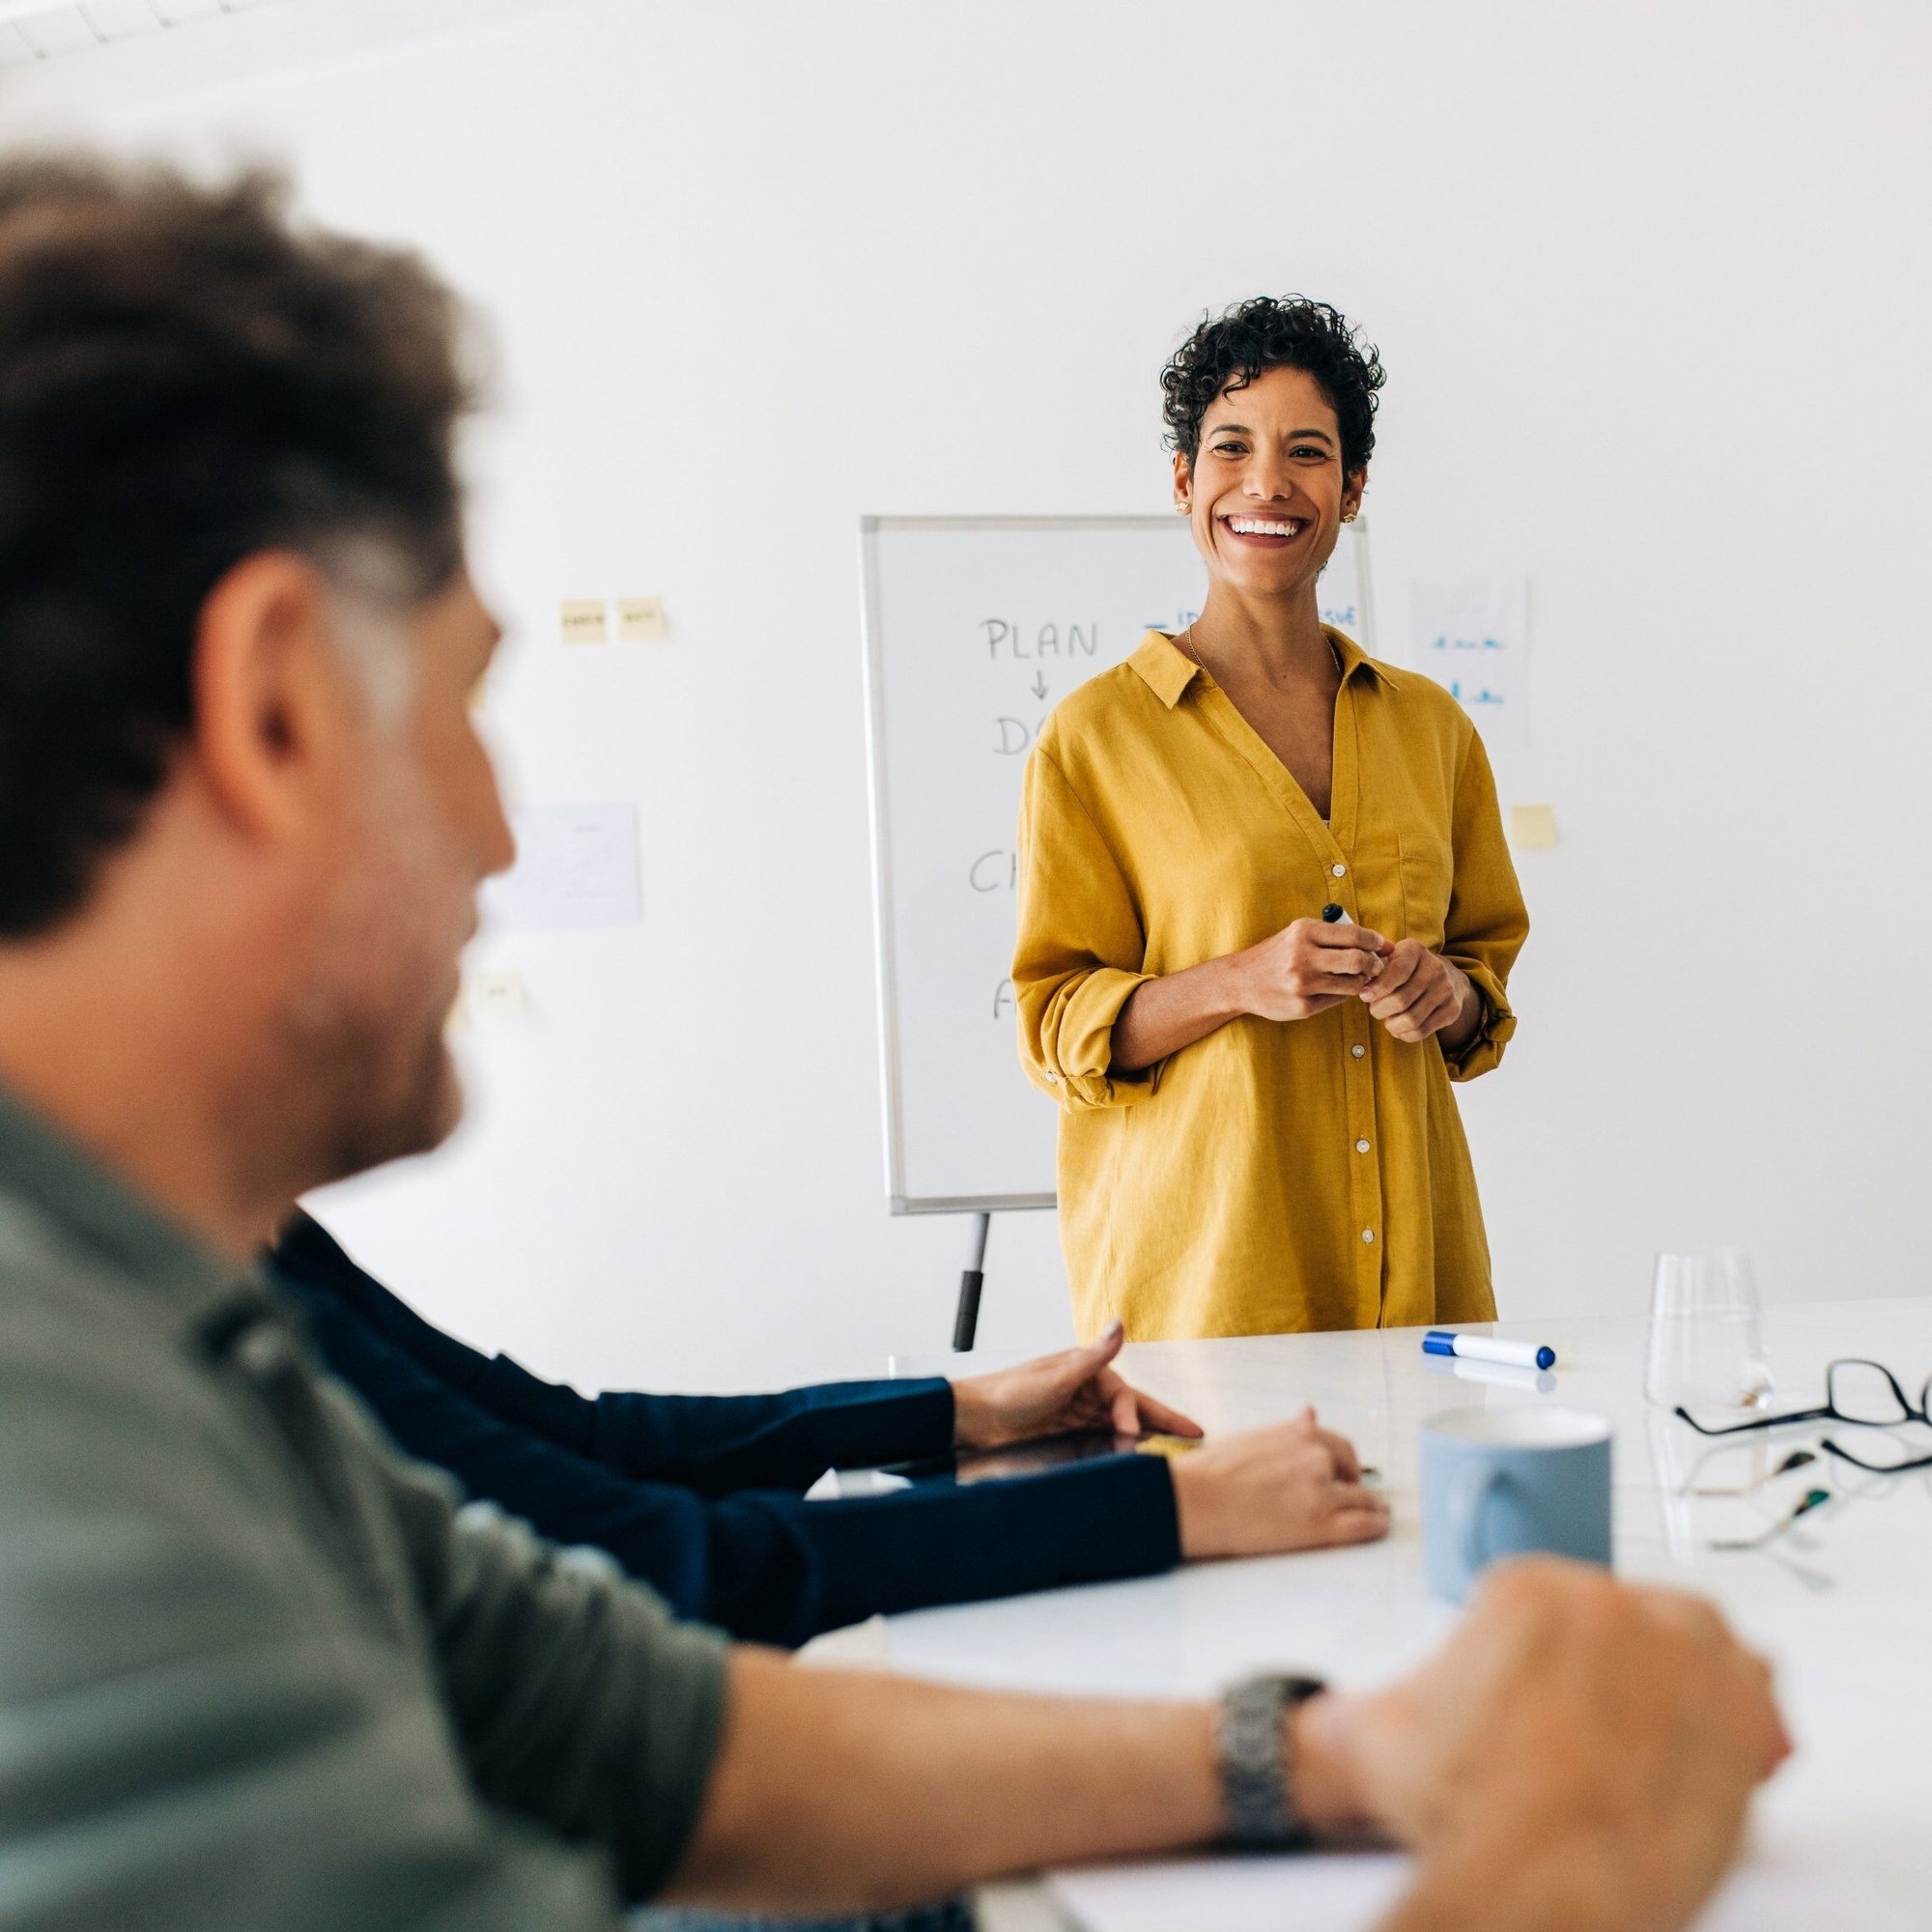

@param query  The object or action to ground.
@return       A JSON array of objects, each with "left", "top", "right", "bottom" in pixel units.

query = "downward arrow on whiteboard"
[{"left": 1030, "top": 671, "right": 1049, "bottom": 700}]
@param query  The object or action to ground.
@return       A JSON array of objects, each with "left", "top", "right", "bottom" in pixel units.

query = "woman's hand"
[
  {"left": 951, "top": 1321, "right": 1204, "bottom": 1451},
  {"left": 1111, "top": 919, "right": 1390, "bottom": 1072},
  {"left": 1361, "top": 939, "right": 1475, "bottom": 1045},
  {"left": 1235, "top": 918, "right": 1391, "bottom": 1023},
  {"left": 1167, "top": 1407, "right": 1389, "bottom": 1559}
]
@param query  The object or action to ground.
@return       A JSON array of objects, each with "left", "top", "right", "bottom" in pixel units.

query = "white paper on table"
[
  {"left": 1407, "top": 576, "right": 1527, "bottom": 753},
  {"left": 482, "top": 803, "right": 641, "bottom": 932},
  {"left": 1048, "top": 1848, "right": 1917, "bottom": 1932}
]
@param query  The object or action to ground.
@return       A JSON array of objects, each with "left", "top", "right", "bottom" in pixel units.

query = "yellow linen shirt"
[{"left": 1013, "top": 628, "right": 1528, "bottom": 1341}]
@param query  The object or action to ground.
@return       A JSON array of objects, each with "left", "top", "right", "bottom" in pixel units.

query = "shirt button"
[
  {"left": 1044, "top": 1071, "right": 1059, "bottom": 1084},
  {"left": 1350, "top": 1043, "right": 1366, "bottom": 1060},
  {"left": 1331, "top": 863, "right": 1347, "bottom": 877},
  {"left": 1361, "top": 1228, "right": 1376, "bottom": 1243},
  {"left": 1355, "top": 1138, "right": 1371, "bottom": 1153}
]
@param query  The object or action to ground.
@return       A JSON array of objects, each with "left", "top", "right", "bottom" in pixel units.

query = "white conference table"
[{"left": 826, "top": 1299, "right": 1932, "bottom": 1929}]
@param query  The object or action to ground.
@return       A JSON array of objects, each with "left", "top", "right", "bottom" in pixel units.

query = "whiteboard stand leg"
[{"left": 952, "top": 1211, "right": 992, "bottom": 1351}]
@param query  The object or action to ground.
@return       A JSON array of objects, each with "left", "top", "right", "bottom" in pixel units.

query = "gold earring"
[{"left": 1176, "top": 503, "right": 1189, "bottom": 515}]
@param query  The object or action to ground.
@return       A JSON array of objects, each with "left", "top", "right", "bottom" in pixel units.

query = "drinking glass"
[{"left": 1644, "top": 1248, "right": 1774, "bottom": 1413}]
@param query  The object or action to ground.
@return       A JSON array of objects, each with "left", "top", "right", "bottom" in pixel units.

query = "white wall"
[{"left": 6, "top": 0, "right": 1931, "bottom": 1391}]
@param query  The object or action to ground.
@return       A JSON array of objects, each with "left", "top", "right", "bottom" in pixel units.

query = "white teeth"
[{"left": 1228, "top": 517, "right": 1302, "bottom": 537}]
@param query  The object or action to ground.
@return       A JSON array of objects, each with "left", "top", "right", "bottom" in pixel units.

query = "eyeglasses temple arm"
[{"left": 1671, "top": 1403, "right": 1832, "bottom": 1436}]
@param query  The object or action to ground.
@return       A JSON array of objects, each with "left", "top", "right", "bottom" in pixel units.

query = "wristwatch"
[{"left": 1214, "top": 1672, "right": 1328, "bottom": 1847}]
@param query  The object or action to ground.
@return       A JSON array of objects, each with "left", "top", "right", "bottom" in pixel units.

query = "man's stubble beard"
[{"left": 272, "top": 761, "right": 475, "bottom": 1196}]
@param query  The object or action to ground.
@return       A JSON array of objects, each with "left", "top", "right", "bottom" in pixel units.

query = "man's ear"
[
  {"left": 1173, "top": 448, "right": 1194, "bottom": 516},
  {"left": 189, "top": 551, "right": 358, "bottom": 843}
]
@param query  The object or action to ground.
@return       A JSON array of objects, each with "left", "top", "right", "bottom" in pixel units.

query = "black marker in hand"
[{"left": 1321, "top": 899, "right": 1389, "bottom": 987}]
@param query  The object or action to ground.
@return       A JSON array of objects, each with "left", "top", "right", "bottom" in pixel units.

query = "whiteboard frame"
[
  {"left": 858, "top": 512, "right": 1373, "bottom": 1217},
  {"left": 863, "top": 516, "right": 1184, "bottom": 1214}
]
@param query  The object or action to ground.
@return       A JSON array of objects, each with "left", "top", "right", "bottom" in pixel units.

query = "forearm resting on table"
[
  {"left": 670, "top": 1654, "right": 1375, "bottom": 1916},
  {"left": 665, "top": 1652, "right": 1701, "bottom": 1932},
  {"left": 1110, "top": 953, "right": 1251, "bottom": 1073},
  {"left": 668, "top": 1651, "right": 1223, "bottom": 1912}
]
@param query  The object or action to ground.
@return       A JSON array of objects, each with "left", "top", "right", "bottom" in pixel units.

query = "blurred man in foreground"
[{"left": 0, "top": 156, "right": 1784, "bottom": 1931}]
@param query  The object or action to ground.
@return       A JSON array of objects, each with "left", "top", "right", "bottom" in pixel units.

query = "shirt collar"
[
  {"left": 1328, "top": 626, "right": 1388, "bottom": 690},
  {"left": 1128, "top": 625, "right": 1389, "bottom": 711},
  {"left": 0, "top": 1077, "right": 260, "bottom": 1325}
]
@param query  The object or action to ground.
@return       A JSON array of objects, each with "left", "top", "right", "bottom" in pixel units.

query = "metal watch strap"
[{"left": 1214, "top": 1672, "right": 1327, "bottom": 1847}]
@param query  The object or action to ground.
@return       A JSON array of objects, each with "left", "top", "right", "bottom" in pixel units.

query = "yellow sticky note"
[
  {"left": 1510, "top": 804, "right": 1558, "bottom": 851},
  {"left": 559, "top": 598, "right": 608, "bottom": 645},
  {"left": 1133, "top": 1433, "right": 1204, "bottom": 1460},
  {"left": 470, "top": 968, "right": 528, "bottom": 1018},
  {"left": 615, "top": 595, "right": 669, "bottom": 642}
]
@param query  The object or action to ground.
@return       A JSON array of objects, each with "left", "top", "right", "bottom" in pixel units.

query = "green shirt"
[{"left": 0, "top": 1082, "right": 728, "bottom": 1927}]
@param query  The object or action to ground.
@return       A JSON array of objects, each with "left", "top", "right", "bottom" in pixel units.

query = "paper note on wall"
[
  {"left": 484, "top": 804, "right": 642, "bottom": 932},
  {"left": 1509, "top": 803, "right": 1557, "bottom": 850},
  {"left": 1408, "top": 576, "right": 1527, "bottom": 753},
  {"left": 469, "top": 967, "right": 529, "bottom": 1016},
  {"left": 615, "top": 594, "right": 670, "bottom": 641},
  {"left": 559, "top": 598, "right": 609, "bottom": 645}
]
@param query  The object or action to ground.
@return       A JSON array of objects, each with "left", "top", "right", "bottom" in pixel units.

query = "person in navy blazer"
[{"left": 268, "top": 1212, "right": 1388, "bottom": 1646}]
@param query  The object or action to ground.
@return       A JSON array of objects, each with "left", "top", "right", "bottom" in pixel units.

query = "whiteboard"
[{"left": 860, "top": 515, "right": 1374, "bottom": 1214}]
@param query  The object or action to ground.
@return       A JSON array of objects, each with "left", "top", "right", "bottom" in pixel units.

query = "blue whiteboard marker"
[{"left": 1423, "top": 1329, "right": 1556, "bottom": 1372}]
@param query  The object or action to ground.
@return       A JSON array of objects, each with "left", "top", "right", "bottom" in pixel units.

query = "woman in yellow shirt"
[{"left": 1013, "top": 297, "right": 1528, "bottom": 1341}]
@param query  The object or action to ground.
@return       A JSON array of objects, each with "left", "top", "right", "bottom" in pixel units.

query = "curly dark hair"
[
  {"left": 0, "top": 156, "right": 473, "bottom": 939},
  {"left": 1160, "top": 296, "right": 1385, "bottom": 476}
]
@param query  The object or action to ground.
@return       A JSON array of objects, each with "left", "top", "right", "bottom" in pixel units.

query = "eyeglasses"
[{"left": 1676, "top": 1358, "right": 1932, "bottom": 1475}]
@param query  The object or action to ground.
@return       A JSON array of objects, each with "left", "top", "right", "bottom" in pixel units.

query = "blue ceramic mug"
[{"left": 1420, "top": 1405, "right": 1614, "bottom": 1603}]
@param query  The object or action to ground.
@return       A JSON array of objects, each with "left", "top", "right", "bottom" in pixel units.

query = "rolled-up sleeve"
[
  {"left": 1439, "top": 728, "right": 1529, "bottom": 1082},
  {"left": 1012, "top": 743, "right": 1159, "bottom": 1112}
]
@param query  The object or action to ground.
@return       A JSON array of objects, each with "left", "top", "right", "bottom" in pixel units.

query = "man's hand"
[
  {"left": 1168, "top": 1406, "right": 1388, "bottom": 1559},
  {"left": 669, "top": 1560, "right": 1783, "bottom": 1925},
  {"left": 1235, "top": 918, "right": 1391, "bottom": 1023},
  {"left": 1358, "top": 939, "right": 1472, "bottom": 1045},
  {"left": 951, "top": 1321, "right": 1204, "bottom": 1452},
  {"left": 1294, "top": 1559, "right": 1791, "bottom": 1932}
]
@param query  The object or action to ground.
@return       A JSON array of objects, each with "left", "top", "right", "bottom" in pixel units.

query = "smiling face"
[{"left": 1173, "top": 362, "right": 1365, "bottom": 605}]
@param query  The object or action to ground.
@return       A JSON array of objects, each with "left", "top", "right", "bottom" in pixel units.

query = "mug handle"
[{"left": 1453, "top": 1465, "right": 1510, "bottom": 1576}]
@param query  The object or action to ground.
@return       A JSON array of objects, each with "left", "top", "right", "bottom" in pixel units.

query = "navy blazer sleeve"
[
  {"left": 268, "top": 1217, "right": 1181, "bottom": 1647},
  {"left": 475, "top": 1361, "right": 959, "bottom": 1498},
  {"left": 270, "top": 1213, "right": 955, "bottom": 1495}
]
